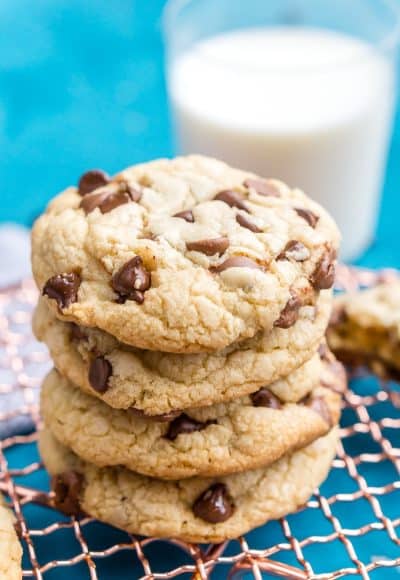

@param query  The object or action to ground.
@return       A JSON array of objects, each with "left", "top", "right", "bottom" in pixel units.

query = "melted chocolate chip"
[
  {"left": 274, "top": 292, "right": 302, "bottom": 329},
  {"left": 310, "top": 249, "right": 336, "bottom": 290},
  {"left": 96, "top": 189, "right": 133, "bottom": 213},
  {"left": 186, "top": 237, "right": 229, "bottom": 256},
  {"left": 251, "top": 388, "right": 282, "bottom": 409},
  {"left": 236, "top": 213, "right": 262, "bottom": 233},
  {"left": 80, "top": 189, "right": 132, "bottom": 215},
  {"left": 115, "top": 295, "right": 129, "bottom": 304},
  {"left": 277, "top": 240, "right": 310, "bottom": 262},
  {"left": 51, "top": 471, "right": 83, "bottom": 516},
  {"left": 43, "top": 273, "right": 81, "bottom": 309},
  {"left": 165, "top": 413, "right": 211, "bottom": 440},
  {"left": 174, "top": 210, "right": 194, "bottom": 222},
  {"left": 89, "top": 356, "right": 112, "bottom": 393},
  {"left": 192, "top": 483, "right": 235, "bottom": 523},
  {"left": 211, "top": 256, "right": 263, "bottom": 273},
  {"left": 80, "top": 190, "right": 110, "bottom": 214},
  {"left": 214, "top": 190, "right": 248, "bottom": 211},
  {"left": 243, "top": 178, "right": 280, "bottom": 197},
  {"left": 294, "top": 208, "right": 319, "bottom": 228},
  {"left": 112, "top": 256, "right": 151, "bottom": 303},
  {"left": 129, "top": 408, "right": 181, "bottom": 422},
  {"left": 70, "top": 323, "right": 87, "bottom": 341},
  {"left": 303, "top": 395, "right": 332, "bottom": 426},
  {"left": 78, "top": 170, "right": 111, "bottom": 196}
]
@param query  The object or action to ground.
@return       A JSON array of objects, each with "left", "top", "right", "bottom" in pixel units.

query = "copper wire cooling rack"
[{"left": 0, "top": 267, "right": 400, "bottom": 579}]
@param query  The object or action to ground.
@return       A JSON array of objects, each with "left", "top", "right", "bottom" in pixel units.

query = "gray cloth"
[
  {"left": 0, "top": 224, "right": 31, "bottom": 286},
  {"left": 0, "top": 225, "right": 44, "bottom": 439}
]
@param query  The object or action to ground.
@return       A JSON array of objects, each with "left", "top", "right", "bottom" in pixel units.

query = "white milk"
[{"left": 168, "top": 28, "right": 395, "bottom": 260}]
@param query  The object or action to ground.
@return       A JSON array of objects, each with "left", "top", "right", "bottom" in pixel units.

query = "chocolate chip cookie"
[
  {"left": 327, "top": 282, "right": 400, "bottom": 378},
  {"left": 39, "top": 426, "right": 338, "bottom": 543},
  {"left": 33, "top": 290, "right": 332, "bottom": 413},
  {"left": 0, "top": 495, "right": 22, "bottom": 580},
  {"left": 40, "top": 357, "right": 344, "bottom": 479},
  {"left": 32, "top": 156, "right": 340, "bottom": 353}
]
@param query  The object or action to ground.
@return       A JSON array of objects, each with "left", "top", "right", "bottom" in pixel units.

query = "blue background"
[
  {"left": 0, "top": 0, "right": 399, "bottom": 269},
  {"left": 1, "top": 1, "right": 400, "bottom": 578}
]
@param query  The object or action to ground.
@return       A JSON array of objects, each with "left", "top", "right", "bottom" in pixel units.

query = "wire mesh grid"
[{"left": 0, "top": 267, "right": 399, "bottom": 579}]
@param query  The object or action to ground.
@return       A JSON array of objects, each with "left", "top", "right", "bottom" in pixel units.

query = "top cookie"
[{"left": 32, "top": 156, "right": 340, "bottom": 353}]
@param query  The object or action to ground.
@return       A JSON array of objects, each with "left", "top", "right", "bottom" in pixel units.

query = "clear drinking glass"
[{"left": 163, "top": 0, "right": 400, "bottom": 261}]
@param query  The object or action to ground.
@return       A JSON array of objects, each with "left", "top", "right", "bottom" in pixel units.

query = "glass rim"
[{"left": 162, "top": 0, "right": 400, "bottom": 54}]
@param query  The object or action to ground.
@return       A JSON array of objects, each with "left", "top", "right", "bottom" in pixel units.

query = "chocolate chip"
[
  {"left": 80, "top": 191, "right": 111, "bottom": 214},
  {"left": 43, "top": 273, "right": 81, "bottom": 309},
  {"left": 277, "top": 240, "right": 310, "bottom": 262},
  {"left": 89, "top": 356, "right": 112, "bottom": 393},
  {"left": 310, "top": 249, "right": 336, "bottom": 290},
  {"left": 215, "top": 190, "right": 248, "bottom": 211},
  {"left": 274, "top": 292, "right": 302, "bottom": 329},
  {"left": 174, "top": 210, "right": 194, "bottom": 222},
  {"left": 295, "top": 208, "right": 319, "bottom": 228},
  {"left": 211, "top": 256, "right": 263, "bottom": 273},
  {"left": 244, "top": 178, "right": 280, "bottom": 197},
  {"left": 251, "top": 388, "right": 282, "bottom": 408},
  {"left": 165, "top": 413, "right": 212, "bottom": 441},
  {"left": 51, "top": 471, "right": 83, "bottom": 516},
  {"left": 236, "top": 213, "right": 262, "bottom": 233},
  {"left": 115, "top": 295, "right": 129, "bottom": 304},
  {"left": 80, "top": 189, "right": 132, "bottom": 215},
  {"left": 129, "top": 408, "right": 181, "bottom": 422},
  {"left": 70, "top": 323, "right": 87, "bottom": 341},
  {"left": 80, "top": 181, "right": 140, "bottom": 214},
  {"left": 112, "top": 256, "right": 151, "bottom": 303},
  {"left": 192, "top": 483, "right": 235, "bottom": 523},
  {"left": 98, "top": 189, "right": 133, "bottom": 213},
  {"left": 78, "top": 170, "right": 110, "bottom": 196},
  {"left": 186, "top": 237, "right": 229, "bottom": 256},
  {"left": 303, "top": 396, "right": 332, "bottom": 426}
]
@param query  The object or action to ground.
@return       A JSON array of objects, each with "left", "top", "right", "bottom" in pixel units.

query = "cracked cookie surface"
[
  {"left": 40, "top": 359, "right": 344, "bottom": 479},
  {"left": 32, "top": 155, "right": 339, "bottom": 353},
  {"left": 327, "top": 282, "right": 400, "bottom": 377},
  {"left": 40, "top": 427, "right": 338, "bottom": 543},
  {"left": 33, "top": 290, "right": 332, "bottom": 413},
  {"left": 0, "top": 495, "right": 22, "bottom": 580}
]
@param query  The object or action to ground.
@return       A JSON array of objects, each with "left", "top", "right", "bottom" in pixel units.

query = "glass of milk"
[{"left": 163, "top": 0, "right": 400, "bottom": 261}]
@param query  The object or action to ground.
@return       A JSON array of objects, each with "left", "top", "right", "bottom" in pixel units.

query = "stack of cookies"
[{"left": 32, "top": 155, "right": 345, "bottom": 542}]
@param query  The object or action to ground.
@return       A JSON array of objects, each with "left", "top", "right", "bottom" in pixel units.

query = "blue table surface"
[
  {"left": 1, "top": 1, "right": 400, "bottom": 578},
  {"left": 0, "top": 0, "right": 399, "bottom": 273}
]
